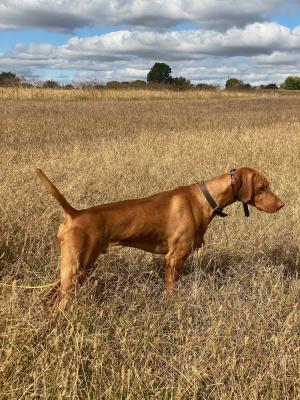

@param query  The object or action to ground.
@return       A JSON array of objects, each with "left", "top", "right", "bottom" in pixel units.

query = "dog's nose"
[{"left": 277, "top": 200, "right": 284, "bottom": 210}]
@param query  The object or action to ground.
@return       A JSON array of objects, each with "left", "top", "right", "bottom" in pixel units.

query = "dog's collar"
[
  {"left": 198, "top": 168, "right": 250, "bottom": 218},
  {"left": 229, "top": 168, "right": 250, "bottom": 217},
  {"left": 198, "top": 180, "right": 228, "bottom": 217}
]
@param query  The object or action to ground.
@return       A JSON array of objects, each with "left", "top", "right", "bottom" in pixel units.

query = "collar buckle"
[{"left": 213, "top": 206, "right": 228, "bottom": 218}]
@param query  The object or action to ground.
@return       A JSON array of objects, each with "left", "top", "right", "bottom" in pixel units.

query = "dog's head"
[{"left": 232, "top": 168, "right": 284, "bottom": 213}]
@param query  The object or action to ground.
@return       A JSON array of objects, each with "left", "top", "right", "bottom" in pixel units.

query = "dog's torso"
[{"left": 60, "top": 184, "right": 209, "bottom": 256}]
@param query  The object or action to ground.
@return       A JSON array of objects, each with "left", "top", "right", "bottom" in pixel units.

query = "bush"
[
  {"left": 0, "top": 72, "right": 21, "bottom": 87},
  {"left": 42, "top": 80, "right": 60, "bottom": 89},
  {"left": 106, "top": 81, "right": 123, "bottom": 88},
  {"left": 171, "top": 76, "right": 192, "bottom": 89},
  {"left": 130, "top": 80, "right": 147, "bottom": 88},
  {"left": 260, "top": 83, "right": 278, "bottom": 90},
  {"left": 225, "top": 78, "right": 252, "bottom": 90},
  {"left": 196, "top": 83, "right": 219, "bottom": 91},
  {"left": 243, "top": 83, "right": 252, "bottom": 90},
  {"left": 63, "top": 84, "right": 74, "bottom": 89},
  {"left": 21, "top": 82, "right": 34, "bottom": 88},
  {"left": 281, "top": 76, "right": 300, "bottom": 90}
]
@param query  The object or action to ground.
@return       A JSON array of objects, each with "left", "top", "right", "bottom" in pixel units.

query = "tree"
[
  {"left": 171, "top": 76, "right": 192, "bottom": 89},
  {"left": 243, "top": 83, "right": 252, "bottom": 90},
  {"left": 147, "top": 63, "right": 172, "bottom": 84},
  {"left": 106, "top": 80, "right": 122, "bottom": 88},
  {"left": 130, "top": 80, "right": 147, "bottom": 88},
  {"left": 21, "top": 82, "right": 34, "bottom": 88},
  {"left": 43, "top": 80, "right": 60, "bottom": 88},
  {"left": 196, "top": 83, "right": 219, "bottom": 90},
  {"left": 281, "top": 76, "right": 300, "bottom": 90},
  {"left": 0, "top": 72, "right": 21, "bottom": 87},
  {"left": 225, "top": 77, "right": 247, "bottom": 90},
  {"left": 63, "top": 84, "right": 74, "bottom": 89},
  {"left": 259, "top": 83, "right": 278, "bottom": 90}
]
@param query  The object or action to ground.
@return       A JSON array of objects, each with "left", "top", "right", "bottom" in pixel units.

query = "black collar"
[
  {"left": 198, "top": 180, "right": 228, "bottom": 217},
  {"left": 198, "top": 168, "right": 250, "bottom": 218}
]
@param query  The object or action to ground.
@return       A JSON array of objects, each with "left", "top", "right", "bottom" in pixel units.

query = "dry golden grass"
[
  {"left": 0, "top": 88, "right": 300, "bottom": 399},
  {"left": 1, "top": 86, "right": 299, "bottom": 101}
]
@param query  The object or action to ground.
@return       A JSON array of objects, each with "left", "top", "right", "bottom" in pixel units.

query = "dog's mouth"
[
  {"left": 254, "top": 192, "right": 284, "bottom": 213},
  {"left": 255, "top": 200, "right": 284, "bottom": 213}
]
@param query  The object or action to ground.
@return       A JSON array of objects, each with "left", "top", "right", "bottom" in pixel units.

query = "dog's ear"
[{"left": 233, "top": 169, "right": 254, "bottom": 203}]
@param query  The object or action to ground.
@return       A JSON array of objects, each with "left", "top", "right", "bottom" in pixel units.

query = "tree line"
[{"left": 1, "top": 63, "right": 300, "bottom": 90}]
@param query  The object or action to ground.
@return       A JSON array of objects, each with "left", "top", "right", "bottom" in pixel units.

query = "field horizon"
[{"left": 1, "top": 88, "right": 300, "bottom": 399}]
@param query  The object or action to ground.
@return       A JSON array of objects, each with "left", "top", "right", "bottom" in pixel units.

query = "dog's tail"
[{"left": 36, "top": 169, "right": 77, "bottom": 217}]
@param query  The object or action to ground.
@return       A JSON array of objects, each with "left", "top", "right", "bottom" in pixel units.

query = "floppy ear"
[{"left": 233, "top": 170, "right": 254, "bottom": 203}]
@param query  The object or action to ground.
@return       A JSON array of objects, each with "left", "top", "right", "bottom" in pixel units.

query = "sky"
[{"left": 0, "top": 0, "right": 300, "bottom": 85}]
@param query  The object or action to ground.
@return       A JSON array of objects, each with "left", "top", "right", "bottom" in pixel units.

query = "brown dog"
[{"left": 37, "top": 167, "right": 284, "bottom": 311}]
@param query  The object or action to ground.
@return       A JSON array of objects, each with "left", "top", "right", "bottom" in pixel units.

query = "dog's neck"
[{"left": 203, "top": 173, "right": 236, "bottom": 210}]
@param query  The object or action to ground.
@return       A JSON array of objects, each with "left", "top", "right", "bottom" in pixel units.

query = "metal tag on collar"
[{"left": 243, "top": 203, "right": 250, "bottom": 217}]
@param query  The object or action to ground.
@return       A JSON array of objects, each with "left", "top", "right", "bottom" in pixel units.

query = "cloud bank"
[
  {"left": 1, "top": 0, "right": 300, "bottom": 84},
  {"left": 0, "top": 0, "right": 289, "bottom": 31}
]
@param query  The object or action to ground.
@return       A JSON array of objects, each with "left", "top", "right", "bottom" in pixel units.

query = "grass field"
[{"left": 0, "top": 88, "right": 300, "bottom": 399}]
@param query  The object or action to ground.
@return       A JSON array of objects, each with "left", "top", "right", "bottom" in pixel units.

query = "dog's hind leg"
[{"left": 56, "top": 227, "right": 103, "bottom": 312}]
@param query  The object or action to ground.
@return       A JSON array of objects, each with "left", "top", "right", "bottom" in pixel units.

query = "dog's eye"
[{"left": 257, "top": 186, "right": 265, "bottom": 194}]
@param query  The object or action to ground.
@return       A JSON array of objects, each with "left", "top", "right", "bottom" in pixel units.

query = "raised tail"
[{"left": 36, "top": 169, "right": 77, "bottom": 216}]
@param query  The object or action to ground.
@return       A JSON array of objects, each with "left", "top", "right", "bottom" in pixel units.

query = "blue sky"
[
  {"left": 0, "top": 26, "right": 121, "bottom": 52},
  {"left": 272, "top": 9, "right": 300, "bottom": 27},
  {"left": 0, "top": 1, "right": 299, "bottom": 85}
]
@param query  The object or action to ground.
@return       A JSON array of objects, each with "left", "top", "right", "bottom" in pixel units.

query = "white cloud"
[
  {"left": 1, "top": 11, "right": 300, "bottom": 85},
  {"left": 3, "top": 23, "right": 300, "bottom": 64},
  {"left": 0, "top": 0, "right": 291, "bottom": 31},
  {"left": 254, "top": 51, "right": 300, "bottom": 65}
]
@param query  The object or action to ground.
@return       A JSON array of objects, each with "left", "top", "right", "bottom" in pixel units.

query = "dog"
[{"left": 37, "top": 167, "right": 284, "bottom": 311}]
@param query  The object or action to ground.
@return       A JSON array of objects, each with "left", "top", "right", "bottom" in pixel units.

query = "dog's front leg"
[
  {"left": 42, "top": 280, "right": 61, "bottom": 311},
  {"left": 164, "top": 250, "right": 188, "bottom": 294}
]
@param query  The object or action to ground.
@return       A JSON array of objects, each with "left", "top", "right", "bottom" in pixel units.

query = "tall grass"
[
  {"left": 0, "top": 89, "right": 299, "bottom": 399},
  {"left": 0, "top": 86, "right": 297, "bottom": 101}
]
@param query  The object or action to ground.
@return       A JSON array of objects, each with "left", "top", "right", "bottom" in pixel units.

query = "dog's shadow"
[{"left": 88, "top": 243, "right": 300, "bottom": 305}]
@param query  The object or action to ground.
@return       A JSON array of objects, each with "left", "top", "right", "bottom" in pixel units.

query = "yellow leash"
[{"left": 0, "top": 281, "right": 57, "bottom": 289}]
